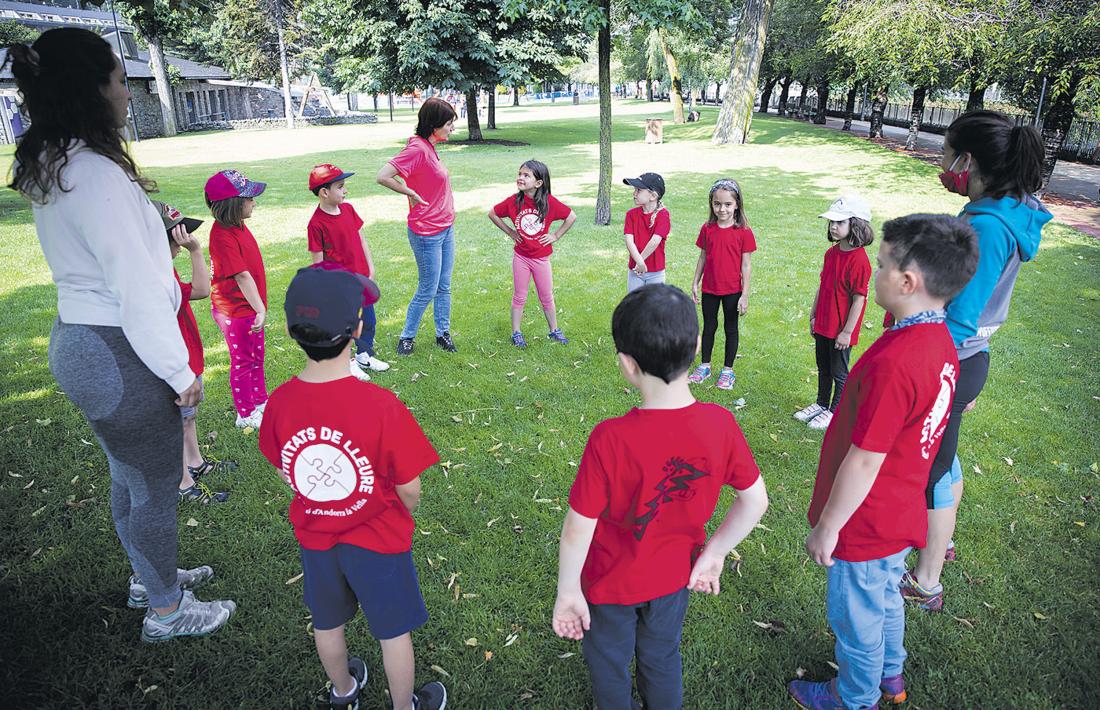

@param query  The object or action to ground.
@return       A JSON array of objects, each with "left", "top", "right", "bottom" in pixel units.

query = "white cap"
[{"left": 819, "top": 194, "right": 872, "bottom": 222}]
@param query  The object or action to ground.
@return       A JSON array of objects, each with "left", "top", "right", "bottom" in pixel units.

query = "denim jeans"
[
  {"left": 626, "top": 269, "right": 665, "bottom": 293},
  {"left": 401, "top": 226, "right": 454, "bottom": 339},
  {"left": 827, "top": 547, "right": 910, "bottom": 708},
  {"left": 355, "top": 303, "right": 376, "bottom": 356}
]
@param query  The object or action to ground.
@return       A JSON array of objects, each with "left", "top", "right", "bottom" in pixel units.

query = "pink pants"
[
  {"left": 512, "top": 253, "right": 555, "bottom": 311},
  {"left": 212, "top": 307, "right": 268, "bottom": 417}
]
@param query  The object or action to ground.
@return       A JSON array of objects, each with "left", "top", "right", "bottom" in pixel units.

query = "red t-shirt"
[
  {"left": 173, "top": 270, "right": 204, "bottom": 376},
  {"left": 308, "top": 203, "right": 370, "bottom": 276},
  {"left": 493, "top": 193, "right": 572, "bottom": 259},
  {"left": 813, "top": 244, "right": 872, "bottom": 345},
  {"left": 388, "top": 136, "right": 455, "bottom": 235},
  {"left": 258, "top": 377, "right": 439, "bottom": 553},
  {"left": 807, "top": 323, "right": 959, "bottom": 562},
  {"left": 209, "top": 222, "right": 267, "bottom": 318},
  {"left": 695, "top": 223, "right": 757, "bottom": 295},
  {"left": 624, "top": 206, "right": 671, "bottom": 272},
  {"left": 568, "top": 402, "right": 761, "bottom": 605}
]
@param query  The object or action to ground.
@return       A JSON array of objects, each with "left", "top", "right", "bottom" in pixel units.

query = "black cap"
[
  {"left": 284, "top": 264, "right": 380, "bottom": 344},
  {"left": 623, "top": 172, "right": 665, "bottom": 200}
]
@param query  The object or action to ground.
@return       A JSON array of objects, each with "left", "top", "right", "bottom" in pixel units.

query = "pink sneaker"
[
  {"left": 715, "top": 368, "right": 736, "bottom": 390},
  {"left": 688, "top": 364, "right": 711, "bottom": 384}
]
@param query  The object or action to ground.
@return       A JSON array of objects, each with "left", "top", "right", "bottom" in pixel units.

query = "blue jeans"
[
  {"left": 355, "top": 303, "right": 376, "bottom": 356},
  {"left": 626, "top": 269, "right": 665, "bottom": 293},
  {"left": 401, "top": 226, "right": 454, "bottom": 339},
  {"left": 827, "top": 548, "right": 910, "bottom": 709},
  {"left": 581, "top": 588, "right": 689, "bottom": 710}
]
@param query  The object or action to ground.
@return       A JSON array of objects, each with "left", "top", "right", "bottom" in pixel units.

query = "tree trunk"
[
  {"left": 905, "top": 84, "right": 929, "bottom": 149},
  {"left": 759, "top": 76, "right": 777, "bottom": 114},
  {"left": 843, "top": 85, "right": 857, "bottom": 130},
  {"left": 868, "top": 86, "right": 888, "bottom": 138},
  {"left": 965, "top": 80, "right": 986, "bottom": 112},
  {"left": 796, "top": 81, "right": 808, "bottom": 119},
  {"left": 488, "top": 89, "right": 496, "bottom": 129},
  {"left": 657, "top": 28, "right": 685, "bottom": 124},
  {"left": 777, "top": 76, "right": 792, "bottom": 116},
  {"left": 465, "top": 87, "right": 483, "bottom": 141},
  {"left": 595, "top": 0, "right": 612, "bottom": 224},
  {"left": 142, "top": 32, "right": 177, "bottom": 136},
  {"left": 713, "top": 0, "right": 775, "bottom": 145},
  {"left": 512, "top": 87, "right": 521, "bottom": 106},
  {"left": 388, "top": 93, "right": 394, "bottom": 121},
  {"left": 1038, "top": 72, "right": 1081, "bottom": 189},
  {"left": 274, "top": 0, "right": 295, "bottom": 129},
  {"left": 813, "top": 79, "right": 829, "bottom": 124},
  {"left": 646, "top": 78, "right": 654, "bottom": 101},
  {"left": 373, "top": 93, "right": 378, "bottom": 111}
]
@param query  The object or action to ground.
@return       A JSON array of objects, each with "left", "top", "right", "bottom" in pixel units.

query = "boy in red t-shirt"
[
  {"left": 788, "top": 214, "right": 978, "bottom": 710},
  {"left": 258, "top": 266, "right": 446, "bottom": 710},
  {"left": 552, "top": 284, "right": 769, "bottom": 708},
  {"left": 307, "top": 163, "right": 390, "bottom": 381}
]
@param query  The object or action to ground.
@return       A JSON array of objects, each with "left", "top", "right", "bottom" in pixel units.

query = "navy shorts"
[{"left": 299, "top": 544, "right": 428, "bottom": 638}]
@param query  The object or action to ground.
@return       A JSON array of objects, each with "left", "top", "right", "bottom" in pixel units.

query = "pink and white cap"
[{"left": 204, "top": 169, "right": 267, "bottom": 202}]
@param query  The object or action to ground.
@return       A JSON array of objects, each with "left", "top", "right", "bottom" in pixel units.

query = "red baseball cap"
[
  {"left": 204, "top": 169, "right": 266, "bottom": 202},
  {"left": 309, "top": 163, "right": 355, "bottom": 192}
]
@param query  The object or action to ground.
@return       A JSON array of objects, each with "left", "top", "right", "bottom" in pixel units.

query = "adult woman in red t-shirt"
[{"left": 377, "top": 98, "right": 459, "bottom": 356}]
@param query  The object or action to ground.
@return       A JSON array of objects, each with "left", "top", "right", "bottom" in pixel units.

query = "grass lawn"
[{"left": 1, "top": 99, "right": 1098, "bottom": 709}]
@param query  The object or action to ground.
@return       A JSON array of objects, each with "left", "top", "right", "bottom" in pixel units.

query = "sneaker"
[
  {"left": 413, "top": 680, "right": 448, "bottom": 710},
  {"left": 944, "top": 540, "right": 956, "bottom": 562},
  {"left": 547, "top": 328, "right": 569, "bottom": 345},
  {"left": 188, "top": 457, "right": 238, "bottom": 481},
  {"left": 234, "top": 411, "right": 261, "bottom": 429},
  {"left": 179, "top": 482, "right": 229, "bottom": 504},
  {"left": 252, "top": 401, "right": 267, "bottom": 416},
  {"left": 397, "top": 338, "right": 415, "bottom": 356},
  {"left": 329, "top": 656, "right": 368, "bottom": 709},
  {"left": 880, "top": 674, "right": 907, "bottom": 704},
  {"left": 356, "top": 352, "right": 390, "bottom": 372},
  {"left": 140, "top": 589, "right": 235, "bottom": 643},
  {"left": 808, "top": 410, "right": 834, "bottom": 430},
  {"left": 716, "top": 368, "right": 736, "bottom": 390},
  {"left": 511, "top": 331, "right": 527, "bottom": 348},
  {"left": 435, "top": 332, "right": 457, "bottom": 353},
  {"left": 688, "top": 365, "right": 711, "bottom": 384},
  {"left": 899, "top": 569, "right": 943, "bottom": 612},
  {"left": 788, "top": 678, "right": 875, "bottom": 710},
  {"left": 794, "top": 402, "right": 827, "bottom": 423},
  {"left": 348, "top": 358, "right": 371, "bottom": 382},
  {"left": 128, "top": 566, "right": 214, "bottom": 609}
]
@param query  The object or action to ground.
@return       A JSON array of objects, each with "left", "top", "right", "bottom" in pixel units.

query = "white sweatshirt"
[{"left": 32, "top": 144, "right": 195, "bottom": 394}]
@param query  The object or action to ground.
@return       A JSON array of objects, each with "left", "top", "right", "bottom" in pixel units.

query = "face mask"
[{"left": 938, "top": 153, "right": 970, "bottom": 195}]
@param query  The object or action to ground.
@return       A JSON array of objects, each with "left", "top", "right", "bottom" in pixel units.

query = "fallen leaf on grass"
[
  {"left": 184, "top": 517, "right": 200, "bottom": 526},
  {"left": 769, "top": 433, "right": 779, "bottom": 442},
  {"left": 1074, "top": 521, "right": 1086, "bottom": 527},
  {"left": 35, "top": 418, "right": 52, "bottom": 426},
  {"left": 80, "top": 438, "right": 95, "bottom": 446},
  {"left": 795, "top": 667, "right": 806, "bottom": 678},
  {"left": 1003, "top": 457, "right": 1014, "bottom": 466},
  {"left": 7, "top": 472, "right": 22, "bottom": 478},
  {"left": 1033, "top": 612, "right": 1049, "bottom": 620},
  {"left": 286, "top": 573, "right": 304, "bottom": 585},
  {"left": 487, "top": 518, "right": 500, "bottom": 527},
  {"left": 23, "top": 479, "right": 34, "bottom": 489},
  {"left": 430, "top": 664, "right": 450, "bottom": 677},
  {"left": 70, "top": 475, "right": 79, "bottom": 485},
  {"left": 953, "top": 616, "right": 975, "bottom": 629},
  {"left": 31, "top": 505, "right": 47, "bottom": 517},
  {"left": 465, "top": 637, "right": 478, "bottom": 647},
  {"left": 487, "top": 443, "right": 503, "bottom": 453},
  {"left": 484, "top": 651, "right": 493, "bottom": 662},
  {"left": 827, "top": 661, "right": 839, "bottom": 671},
  {"left": 558, "top": 652, "right": 574, "bottom": 659},
  {"left": 451, "top": 415, "right": 463, "bottom": 423},
  {"left": 504, "top": 632, "right": 519, "bottom": 647}
]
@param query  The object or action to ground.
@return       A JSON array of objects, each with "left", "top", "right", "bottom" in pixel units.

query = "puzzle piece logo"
[
  {"left": 293, "top": 444, "right": 357, "bottom": 502},
  {"left": 517, "top": 209, "right": 544, "bottom": 237}
]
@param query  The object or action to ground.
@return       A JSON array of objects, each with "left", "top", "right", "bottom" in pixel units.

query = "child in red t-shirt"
[
  {"left": 488, "top": 159, "right": 577, "bottom": 347},
  {"left": 307, "top": 163, "right": 390, "bottom": 381},
  {"left": 794, "top": 195, "right": 875, "bottom": 431},
  {"left": 552, "top": 284, "right": 768, "bottom": 709},
  {"left": 688, "top": 178, "right": 757, "bottom": 392},
  {"left": 622, "top": 172, "right": 671, "bottom": 292},
  {"left": 258, "top": 266, "right": 447, "bottom": 710},
  {"left": 205, "top": 169, "right": 269, "bottom": 429},
  {"left": 787, "top": 214, "right": 978, "bottom": 710}
]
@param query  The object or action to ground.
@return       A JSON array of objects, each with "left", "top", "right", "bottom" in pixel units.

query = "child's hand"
[
  {"left": 538, "top": 232, "right": 559, "bottom": 246},
  {"left": 834, "top": 331, "right": 852, "bottom": 349},
  {"left": 690, "top": 282, "right": 700, "bottom": 304},
  {"left": 551, "top": 591, "right": 590, "bottom": 640},
  {"left": 809, "top": 316, "right": 816, "bottom": 337},
  {"left": 737, "top": 294, "right": 749, "bottom": 315},
  {"left": 171, "top": 224, "right": 200, "bottom": 252},
  {"left": 805, "top": 524, "right": 838, "bottom": 567},
  {"left": 633, "top": 261, "right": 648, "bottom": 276},
  {"left": 687, "top": 550, "right": 724, "bottom": 595},
  {"left": 508, "top": 229, "right": 522, "bottom": 244},
  {"left": 251, "top": 310, "right": 266, "bottom": 333}
]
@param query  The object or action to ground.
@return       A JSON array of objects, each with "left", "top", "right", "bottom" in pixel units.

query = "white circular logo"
[
  {"left": 293, "top": 443, "right": 357, "bottom": 502},
  {"left": 517, "top": 212, "right": 543, "bottom": 236}
]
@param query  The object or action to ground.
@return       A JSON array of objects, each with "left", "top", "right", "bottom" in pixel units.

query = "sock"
[{"left": 333, "top": 676, "right": 358, "bottom": 700}]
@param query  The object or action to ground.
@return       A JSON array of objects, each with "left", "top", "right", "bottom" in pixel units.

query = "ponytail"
[
  {"left": 1005, "top": 125, "right": 1044, "bottom": 195},
  {"left": 945, "top": 111, "right": 1044, "bottom": 199}
]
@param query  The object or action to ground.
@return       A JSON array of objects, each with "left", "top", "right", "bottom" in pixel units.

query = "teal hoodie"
[{"left": 947, "top": 195, "right": 1050, "bottom": 359}]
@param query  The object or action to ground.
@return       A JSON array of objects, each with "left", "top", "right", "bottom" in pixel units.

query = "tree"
[
  {"left": 0, "top": 19, "right": 37, "bottom": 46},
  {"left": 713, "top": 0, "right": 776, "bottom": 144}
]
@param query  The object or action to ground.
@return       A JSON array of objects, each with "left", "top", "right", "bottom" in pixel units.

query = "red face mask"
[{"left": 938, "top": 153, "right": 970, "bottom": 195}]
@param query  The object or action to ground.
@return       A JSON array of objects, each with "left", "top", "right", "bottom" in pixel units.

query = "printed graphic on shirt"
[
  {"left": 920, "top": 362, "right": 957, "bottom": 459},
  {"left": 515, "top": 206, "right": 545, "bottom": 238},
  {"left": 632, "top": 457, "right": 709, "bottom": 540},
  {"left": 279, "top": 425, "right": 375, "bottom": 516}
]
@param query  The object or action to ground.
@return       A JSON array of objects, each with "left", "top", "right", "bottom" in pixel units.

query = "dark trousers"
[
  {"left": 355, "top": 303, "right": 377, "bottom": 356},
  {"left": 582, "top": 588, "right": 689, "bottom": 710},
  {"left": 925, "top": 351, "right": 990, "bottom": 506},
  {"left": 814, "top": 333, "right": 851, "bottom": 411},
  {"left": 701, "top": 292, "right": 740, "bottom": 368}
]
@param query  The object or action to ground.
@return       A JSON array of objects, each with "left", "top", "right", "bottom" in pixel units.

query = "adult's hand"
[
  {"left": 409, "top": 191, "right": 429, "bottom": 208},
  {"left": 175, "top": 377, "right": 203, "bottom": 408}
]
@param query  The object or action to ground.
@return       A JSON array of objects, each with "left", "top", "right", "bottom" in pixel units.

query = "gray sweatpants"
[{"left": 49, "top": 319, "right": 182, "bottom": 609}]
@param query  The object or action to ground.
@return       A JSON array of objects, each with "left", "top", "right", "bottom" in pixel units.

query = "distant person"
[
  {"left": 9, "top": 28, "right": 234, "bottom": 641},
  {"left": 622, "top": 172, "right": 670, "bottom": 292},
  {"left": 487, "top": 159, "right": 577, "bottom": 348},
  {"left": 377, "top": 97, "right": 459, "bottom": 356}
]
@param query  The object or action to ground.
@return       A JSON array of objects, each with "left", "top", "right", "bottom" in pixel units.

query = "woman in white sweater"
[{"left": 9, "top": 28, "right": 234, "bottom": 642}]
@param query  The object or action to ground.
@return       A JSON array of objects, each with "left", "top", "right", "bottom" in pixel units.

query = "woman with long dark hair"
[{"left": 8, "top": 28, "right": 235, "bottom": 641}]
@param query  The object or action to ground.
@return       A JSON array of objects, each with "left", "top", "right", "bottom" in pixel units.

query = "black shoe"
[
  {"left": 413, "top": 681, "right": 447, "bottom": 710},
  {"left": 178, "top": 482, "right": 229, "bottom": 504},
  {"left": 397, "top": 338, "right": 415, "bottom": 356},
  {"left": 435, "top": 332, "right": 456, "bottom": 353},
  {"left": 329, "top": 657, "right": 367, "bottom": 709},
  {"left": 188, "top": 457, "right": 238, "bottom": 481}
]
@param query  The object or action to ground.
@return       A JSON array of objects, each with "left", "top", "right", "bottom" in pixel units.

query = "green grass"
[{"left": 1, "top": 100, "right": 1098, "bottom": 708}]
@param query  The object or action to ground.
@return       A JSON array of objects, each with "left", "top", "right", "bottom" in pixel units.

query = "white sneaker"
[
  {"left": 140, "top": 589, "right": 236, "bottom": 643},
  {"left": 794, "top": 402, "right": 826, "bottom": 423},
  {"left": 234, "top": 411, "right": 261, "bottom": 429},
  {"left": 355, "top": 352, "right": 390, "bottom": 372},
  {"left": 808, "top": 410, "right": 834, "bottom": 430},
  {"left": 349, "top": 358, "right": 371, "bottom": 382}
]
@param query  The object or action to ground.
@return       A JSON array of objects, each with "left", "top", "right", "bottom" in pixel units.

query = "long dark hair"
[
  {"left": 707, "top": 178, "right": 748, "bottom": 228},
  {"left": 945, "top": 111, "right": 1043, "bottom": 199},
  {"left": 7, "top": 28, "right": 153, "bottom": 202},
  {"left": 414, "top": 97, "right": 457, "bottom": 139},
  {"left": 515, "top": 159, "right": 552, "bottom": 222}
]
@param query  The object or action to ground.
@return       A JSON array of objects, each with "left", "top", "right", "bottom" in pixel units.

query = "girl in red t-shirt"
[
  {"left": 205, "top": 169, "right": 270, "bottom": 429},
  {"left": 688, "top": 179, "right": 756, "bottom": 391},
  {"left": 794, "top": 195, "right": 874, "bottom": 430},
  {"left": 488, "top": 160, "right": 577, "bottom": 348}
]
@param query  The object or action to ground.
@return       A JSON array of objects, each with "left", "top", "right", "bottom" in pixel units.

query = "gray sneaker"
[
  {"left": 413, "top": 681, "right": 448, "bottom": 710},
  {"left": 128, "top": 566, "right": 215, "bottom": 609},
  {"left": 140, "top": 590, "right": 235, "bottom": 643}
]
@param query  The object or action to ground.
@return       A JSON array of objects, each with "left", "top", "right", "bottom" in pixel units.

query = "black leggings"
[
  {"left": 925, "top": 351, "right": 990, "bottom": 506},
  {"left": 814, "top": 334, "right": 851, "bottom": 411},
  {"left": 701, "top": 292, "right": 740, "bottom": 368}
]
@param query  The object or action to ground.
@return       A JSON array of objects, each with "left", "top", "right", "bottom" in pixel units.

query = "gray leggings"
[{"left": 49, "top": 320, "right": 182, "bottom": 608}]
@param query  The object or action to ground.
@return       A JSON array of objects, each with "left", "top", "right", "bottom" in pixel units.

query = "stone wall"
[
  {"left": 181, "top": 113, "right": 378, "bottom": 134},
  {"left": 129, "top": 79, "right": 292, "bottom": 138}
]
